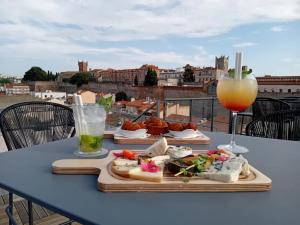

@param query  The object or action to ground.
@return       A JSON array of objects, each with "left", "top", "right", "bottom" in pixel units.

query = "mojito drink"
[
  {"left": 79, "top": 134, "right": 103, "bottom": 152},
  {"left": 73, "top": 104, "right": 106, "bottom": 156}
]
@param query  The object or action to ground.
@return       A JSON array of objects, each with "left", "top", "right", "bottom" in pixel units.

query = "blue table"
[{"left": 0, "top": 132, "right": 299, "bottom": 225}]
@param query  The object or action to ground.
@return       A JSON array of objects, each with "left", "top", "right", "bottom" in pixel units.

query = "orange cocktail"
[{"left": 217, "top": 78, "right": 258, "bottom": 112}]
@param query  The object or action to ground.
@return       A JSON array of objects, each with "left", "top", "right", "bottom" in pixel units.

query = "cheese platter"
[{"left": 52, "top": 138, "right": 272, "bottom": 192}]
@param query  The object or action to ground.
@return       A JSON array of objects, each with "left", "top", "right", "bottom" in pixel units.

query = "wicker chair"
[
  {"left": 0, "top": 101, "right": 75, "bottom": 225},
  {"left": 0, "top": 101, "right": 75, "bottom": 150},
  {"left": 246, "top": 109, "right": 300, "bottom": 141},
  {"left": 252, "top": 97, "right": 291, "bottom": 120}
]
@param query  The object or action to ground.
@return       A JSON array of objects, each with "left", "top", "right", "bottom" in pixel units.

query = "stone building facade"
[
  {"left": 257, "top": 75, "right": 300, "bottom": 93},
  {"left": 94, "top": 64, "right": 160, "bottom": 86},
  {"left": 215, "top": 55, "right": 229, "bottom": 72}
]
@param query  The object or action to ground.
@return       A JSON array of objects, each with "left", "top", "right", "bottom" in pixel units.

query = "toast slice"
[
  {"left": 129, "top": 167, "right": 163, "bottom": 183},
  {"left": 111, "top": 165, "right": 138, "bottom": 178}
]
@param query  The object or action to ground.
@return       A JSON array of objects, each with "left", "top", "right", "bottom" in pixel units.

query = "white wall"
[
  {"left": 31, "top": 91, "right": 66, "bottom": 99},
  {"left": 258, "top": 84, "right": 300, "bottom": 93}
]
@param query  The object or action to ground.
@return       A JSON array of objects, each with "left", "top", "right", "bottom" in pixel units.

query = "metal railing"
[{"left": 132, "top": 97, "right": 218, "bottom": 132}]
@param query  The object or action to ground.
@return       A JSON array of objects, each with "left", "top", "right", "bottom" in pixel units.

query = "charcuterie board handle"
[{"left": 52, "top": 159, "right": 106, "bottom": 175}]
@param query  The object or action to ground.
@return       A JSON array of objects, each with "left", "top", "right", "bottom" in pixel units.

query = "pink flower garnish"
[
  {"left": 217, "top": 155, "right": 229, "bottom": 161},
  {"left": 113, "top": 152, "right": 124, "bottom": 157},
  {"left": 207, "top": 150, "right": 219, "bottom": 155},
  {"left": 140, "top": 161, "right": 160, "bottom": 173}
]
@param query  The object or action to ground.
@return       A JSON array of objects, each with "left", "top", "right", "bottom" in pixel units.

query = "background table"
[{"left": 0, "top": 132, "right": 299, "bottom": 225}]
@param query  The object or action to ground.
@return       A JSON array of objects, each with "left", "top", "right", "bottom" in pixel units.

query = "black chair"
[
  {"left": 0, "top": 101, "right": 75, "bottom": 225},
  {"left": 237, "top": 97, "right": 290, "bottom": 135},
  {"left": 246, "top": 109, "right": 300, "bottom": 141},
  {"left": 279, "top": 97, "right": 300, "bottom": 110},
  {"left": 252, "top": 97, "right": 291, "bottom": 120}
]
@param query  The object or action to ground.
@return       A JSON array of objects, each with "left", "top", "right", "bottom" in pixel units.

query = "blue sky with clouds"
[{"left": 0, "top": 0, "right": 300, "bottom": 76}]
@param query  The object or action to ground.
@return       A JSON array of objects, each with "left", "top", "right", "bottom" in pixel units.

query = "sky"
[{"left": 0, "top": 0, "right": 300, "bottom": 77}]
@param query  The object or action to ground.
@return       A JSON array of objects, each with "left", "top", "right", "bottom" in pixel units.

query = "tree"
[
  {"left": 115, "top": 91, "right": 128, "bottom": 102},
  {"left": 23, "top": 67, "right": 48, "bottom": 81},
  {"left": 69, "top": 72, "right": 93, "bottom": 87},
  {"left": 0, "top": 76, "right": 11, "bottom": 84},
  {"left": 143, "top": 68, "right": 158, "bottom": 86},
  {"left": 22, "top": 67, "right": 57, "bottom": 81},
  {"left": 134, "top": 75, "right": 138, "bottom": 86},
  {"left": 183, "top": 67, "right": 195, "bottom": 82}
]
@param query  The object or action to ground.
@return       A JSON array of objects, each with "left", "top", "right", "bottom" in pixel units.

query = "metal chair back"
[
  {"left": 246, "top": 109, "right": 300, "bottom": 141},
  {"left": 0, "top": 101, "right": 75, "bottom": 150},
  {"left": 252, "top": 97, "right": 291, "bottom": 120}
]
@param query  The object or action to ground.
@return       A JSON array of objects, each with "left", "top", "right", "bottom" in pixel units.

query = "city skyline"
[{"left": 0, "top": 0, "right": 300, "bottom": 76}]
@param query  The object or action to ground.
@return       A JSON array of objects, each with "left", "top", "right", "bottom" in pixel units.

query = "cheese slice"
[
  {"left": 111, "top": 165, "right": 138, "bottom": 178},
  {"left": 129, "top": 167, "right": 163, "bottom": 183},
  {"left": 149, "top": 155, "right": 170, "bottom": 165},
  {"left": 200, "top": 162, "right": 242, "bottom": 183},
  {"left": 144, "top": 137, "right": 168, "bottom": 157}
]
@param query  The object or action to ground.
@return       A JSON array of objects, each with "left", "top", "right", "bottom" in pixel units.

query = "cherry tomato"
[{"left": 123, "top": 150, "right": 136, "bottom": 160}]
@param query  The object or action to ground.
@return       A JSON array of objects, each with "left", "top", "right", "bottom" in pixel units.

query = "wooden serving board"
[
  {"left": 113, "top": 133, "right": 210, "bottom": 145},
  {"left": 52, "top": 150, "right": 272, "bottom": 192}
]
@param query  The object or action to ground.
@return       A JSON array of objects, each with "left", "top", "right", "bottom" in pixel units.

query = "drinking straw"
[
  {"left": 74, "top": 94, "right": 88, "bottom": 134},
  {"left": 235, "top": 52, "right": 242, "bottom": 80}
]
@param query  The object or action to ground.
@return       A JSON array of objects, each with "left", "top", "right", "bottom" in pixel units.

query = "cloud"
[
  {"left": 233, "top": 42, "right": 257, "bottom": 48},
  {"left": 0, "top": 0, "right": 300, "bottom": 74},
  {"left": 280, "top": 58, "right": 292, "bottom": 62},
  {"left": 271, "top": 25, "right": 284, "bottom": 32},
  {"left": 1, "top": 0, "right": 300, "bottom": 42}
]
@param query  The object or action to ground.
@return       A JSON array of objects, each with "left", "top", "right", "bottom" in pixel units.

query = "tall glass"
[
  {"left": 217, "top": 74, "right": 258, "bottom": 153},
  {"left": 72, "top": 104, "right": 107, "bottom": 157}
]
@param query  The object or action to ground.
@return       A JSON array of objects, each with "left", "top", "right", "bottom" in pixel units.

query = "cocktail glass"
[
  {"left": 217, "top": 73, "right": 258, "bottom": 153},
  {"left": 72, "top": 104, "right": 108, "bottom": 157}
]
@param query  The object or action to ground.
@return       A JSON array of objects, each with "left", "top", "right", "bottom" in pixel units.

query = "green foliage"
[
  {"left": 115, "top": 91, "right": 128, "bottom": 102},
  {"left": 69, "top": 72, "right": 93, "bottom": 87},
  {"left": 98, "top": 95, "right": 113, "bottom": 112},
  {"left": 0, "top": 76, "right": 11, "bottom": 84},
  {"left": 143, "top": 69, "right": 158, "bottom": 86},
  {"left": 183, "top": 67, "right": 195, "bottom": 82},
  {"left": 228, "top": 68, "right": 253, "bottom": 79},
  {"left": 23, "top": 67, "right": 57, "bottom": 81}
]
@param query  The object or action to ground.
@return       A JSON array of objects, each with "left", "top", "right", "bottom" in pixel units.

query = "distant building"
[
  {"left": 57, "top": 61, "right": 89, "bottom": 84},
  {"left": 215, "top": 55, "right": 229, "bottom": 73},
  {"left": 95, "top": 64, "right": 160, "bottom": 85},
  {"left": 27, "top": 81, "right": 58, "bottom": 92},
  {"left": 113, "top": 99, "right": 190, "bottom": 118},
  {"left": 159, "top": 68, "right": 184, "bottom": 80},
  {"left": 257, "top": 75, "right": 300, "bottom": 93},
  {"left": 194, "top": 67, "right": 225, "bottom": 84},
  {"left": 4, "top": 83, "right": 30, "bottom": 95},
  {"left": 57, "top": 71, "right": 77, "bottom": 83},
  {"left": 158, "top": 78, "right": 179, "bottom": 86},
  {"left": 77, "top": 90, "right": 96, "bottom": 104},
  {"left": 78, "top": 61, "right": 88, "bottom": 72},
  {"left": 31, "top": 90, "right": 66, "bottom": 99}
]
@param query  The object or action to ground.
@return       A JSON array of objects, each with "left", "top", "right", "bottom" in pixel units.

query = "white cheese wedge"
[
  {"left": 113, "top": 158, "right": 138, "bottom": 167},
  {"left": 144, "top": 137, "right": 168, "bottom": 157},
  {"left": 167, "top": 146, "right": 193, "bottom": 158},
  {"left": 150, "top": 155, "right": 170, "bottom": 165},
  {"left": 230, "top": 154, "right": 250, "bottom": 176},
  {"left": 129, "top": 167, "right": 163, "bottom": 183},
  {"left": 200, "top": 162, "right": 242, "bottom": 183}
]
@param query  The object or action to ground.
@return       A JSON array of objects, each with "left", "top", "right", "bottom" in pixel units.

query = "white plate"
[{"left": 114, "top": 128, "right": 149, "bottom": 139}]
